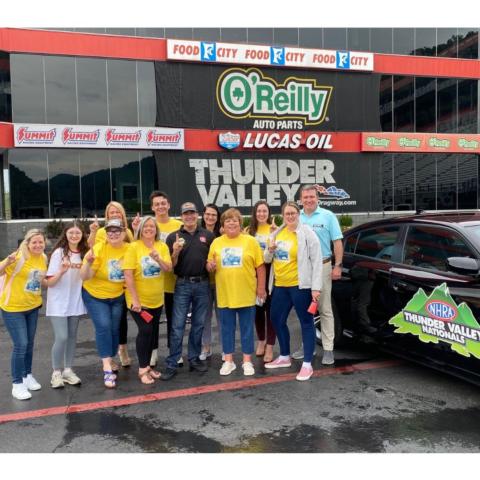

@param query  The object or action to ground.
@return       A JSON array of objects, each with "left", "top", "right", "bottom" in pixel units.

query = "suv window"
[
  {"left": 344, "top": 233, "right": 358, "bottom": 254},
  {"left": 403, "top": 225, "right": 475, "bottom": 272},
  {"left": 355, "top": 226, "right": 401, "bottom": 259}
]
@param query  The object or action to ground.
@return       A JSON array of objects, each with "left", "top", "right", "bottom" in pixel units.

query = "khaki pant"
[{"left": 317, "top": 261, "right": 334, "bottom": 351}]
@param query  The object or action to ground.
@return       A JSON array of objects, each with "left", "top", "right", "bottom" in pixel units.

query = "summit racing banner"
[
  {"left": 155, "top": 63, "right": 381, "bottom": 131},
  {"left": 152, "top": 151, "right": 381, "bottom": 214},
  {"left": 14, "top": 124, "right": 184, "bottom": 150}
]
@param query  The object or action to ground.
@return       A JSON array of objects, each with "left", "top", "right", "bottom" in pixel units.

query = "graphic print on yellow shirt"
[
  {"left": 83, "top": 242, "right": 129, "bottom": 299},
  {"left": 25, "top": 270, "right": 42, "bottom": 293},
  {"left": 208, "top": 234, "right": 263, "bottom": 309},
  {"left": 254, "top": 223, "right": 271, "bottom": 252},
  {"left": 0, "top": 254, "right": 47, "bottom": 312},
  {"left": 157, "top": 218, "right": 183, "bottom": 293},
  {"left": 221, "top": 247, "right": 243, "bottom": 268},
  {"left": 273, "top": 228, "right": 299, "bottom": 287},
  {"left": 107, "top": 259, "right": 125, "bottom": 282},
  {"left": 141, "top": 256, "right": 161, "bottom": 278}
]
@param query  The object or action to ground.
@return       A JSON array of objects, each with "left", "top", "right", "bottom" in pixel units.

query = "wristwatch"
[{"left": 334, "top": 263, "right": 342, "bottom": 268}]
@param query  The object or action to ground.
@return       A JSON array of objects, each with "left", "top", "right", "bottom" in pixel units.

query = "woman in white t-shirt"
[{"left": 45, "top": 222, "right": 89, "bottom": 389}]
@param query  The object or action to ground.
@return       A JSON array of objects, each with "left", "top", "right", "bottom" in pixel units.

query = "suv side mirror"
[{"left": 446, "top": 257, "right": 480, "bottom": 275}]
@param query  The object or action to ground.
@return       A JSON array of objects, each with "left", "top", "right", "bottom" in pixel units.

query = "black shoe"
[
  {"left": 189, "top": 359, "right": 208, "bottom": 373},
  {"left": 160, "top": 367, "right": 177, "bottom": 381}
]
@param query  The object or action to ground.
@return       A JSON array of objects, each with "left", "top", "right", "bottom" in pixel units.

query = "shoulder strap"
[{"left": 0, "top": 255, "right": 26, "bottom": 306}]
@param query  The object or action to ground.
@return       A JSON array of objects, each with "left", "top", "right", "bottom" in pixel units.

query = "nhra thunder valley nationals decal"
[{"left": 389, "top": 283, "right": 480, "bottom": 359}]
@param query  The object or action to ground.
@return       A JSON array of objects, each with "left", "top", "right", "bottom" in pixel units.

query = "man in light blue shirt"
[{"left": 296, "top": 184, "right": 344, "bottom": 364}]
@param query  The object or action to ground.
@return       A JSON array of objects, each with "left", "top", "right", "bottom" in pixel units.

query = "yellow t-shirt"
[
  {"left": 82, "top": 242, "right": 129, "bottom": 299},
  {"left": 157, "top": 217, "right": 183, "bottom": 293},
  {"left": 273, "top": 228, "right": 299, "bottom": 287},
  {"left": 122, "top": 240, "right": 171, "bottom": 309},
  {"left": 208, "top": 234, "right": 263, "bottom": 308},
  {"left": 253, "top": 223, "right": 272, "bottom": 252},
  {"left": 94, "top": 226, "right": 134, "bottom": 244},
  {"left": 0, "top": 253, "right": 47, "bottom": 312}
]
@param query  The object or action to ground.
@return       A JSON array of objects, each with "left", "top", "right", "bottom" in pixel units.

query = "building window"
[
  {"left": 10, "top": 54, "right": 46, "bottom": 123},
  {"left": 9, "top": 149, "right": 49, "bottom": 218},
  {"left": 76, "top": 57, "right": 108, "bottom": 125}
]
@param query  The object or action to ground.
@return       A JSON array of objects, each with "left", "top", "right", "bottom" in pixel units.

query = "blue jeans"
[
  {"left": 219, "top": 306, "right": 255, "bottom": 355},
  {"left": 166, "top": 278, "right": 210, "bottom": 369},
  {"left": 82, "top": 288, "right": 124, "bottom": 359},
  {"left": 1, "top": 307, "right": 39, "bottom": 384},
  {"left": 270, "top": 286, "right": 315, "bottom": 362},
  {"left": 201, "top": 284, "right": 222, "bottom": 347}
]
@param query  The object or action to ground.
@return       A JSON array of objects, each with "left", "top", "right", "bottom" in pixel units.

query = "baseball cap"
[
  {"left": 180, "top": 202, "right": 198, "bottom": 214},
  {"left": 105, "top": 219, "right": 125, "bottom": 230}
]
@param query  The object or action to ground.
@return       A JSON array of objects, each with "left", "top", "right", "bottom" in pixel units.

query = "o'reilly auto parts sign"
[{"left": 217, "top": 68, "right": 332, "bottom": 127}]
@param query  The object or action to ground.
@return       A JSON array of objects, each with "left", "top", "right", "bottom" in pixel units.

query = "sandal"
[
  {"left": 118, "top": 348, "right": 131, "bottom": 367},
  {"left": 263, "top": 344, "right": 274, "bottom": 363},
  {"left": 148, "top": 368, "right": 161, "bottom": 379},
  {"left": 103, "top": 371, "right": 116, "bottom": 388},
  {"left": 110, "top": 360, "right": 120, "bottom": 373},
  {"left": 139, "top": 370, "right": 154, "bottom": 385},
  {"left": 256, "top": 341, "right": 266, "bottom": 357}
]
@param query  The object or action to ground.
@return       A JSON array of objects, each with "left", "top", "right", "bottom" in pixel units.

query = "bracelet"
[{"left": 334, "top": 263, "right": 342, "bottom": 267}]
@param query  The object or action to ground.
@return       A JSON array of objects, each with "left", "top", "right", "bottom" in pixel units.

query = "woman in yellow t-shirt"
[
  {"left": 0, "top": 229, "right": 48, "bottom": 400},
  {"left": 245, "top": 200, "right": 278, "bottom": 363},
  {"left": 123, "top": 216, "right": 172, "bottom": 384},
  {"left": 263, "top": 201, "right": 323, "bottom": 382},
  {"left": 88, "top": 201, "right": 138, "bottom": 368},
  {"left": 80, "top": 218, "right": 129, "bottom": 388},
  {"left": 207, "top": 208, "right": 266, "bottom": 377}
]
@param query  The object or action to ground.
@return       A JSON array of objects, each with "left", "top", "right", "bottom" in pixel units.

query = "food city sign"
[
  {"left": 13, "top": 124, "right": 185, "bottom": 150},
  {"left": 166, "top": 39, "right": 374, "bottom": 72},
  {"left": 389, "top": 283, "right": 480, "bottom": 359},
  {"left": 217, "top": 68, "right": 333, "bottom": 126}
]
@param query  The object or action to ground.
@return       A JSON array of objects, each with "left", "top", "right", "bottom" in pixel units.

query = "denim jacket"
[{"left": 264, "top": 223, "right": 323, "bottom": 292}]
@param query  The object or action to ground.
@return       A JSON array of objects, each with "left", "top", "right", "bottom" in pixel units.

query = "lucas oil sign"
[
  {"left": 389, "top": 283, "right": 480, "bottom": 359},
  {"left": 217, "top": 68, "right": 332, "bottom": 126}
]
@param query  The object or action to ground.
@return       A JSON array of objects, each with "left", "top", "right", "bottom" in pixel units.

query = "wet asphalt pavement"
[{"left": 1, "top": 304, "right": 480, "bottom": 453}]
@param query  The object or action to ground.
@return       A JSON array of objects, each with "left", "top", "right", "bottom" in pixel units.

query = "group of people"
[{"left": 0, "top": 185, "right": 343, "bottom": 400}]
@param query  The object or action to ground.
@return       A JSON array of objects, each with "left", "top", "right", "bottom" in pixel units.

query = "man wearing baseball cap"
[{"left": 162, "top": 202, "right": 215, "bottom": 380}]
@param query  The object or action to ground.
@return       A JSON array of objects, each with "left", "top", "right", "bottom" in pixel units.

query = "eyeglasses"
[
  {"left": 106, "top": 229, "right": 123, "bottom": 235},
  {"left": 284, "top": 212, "right": 299, "bottom": 217}
]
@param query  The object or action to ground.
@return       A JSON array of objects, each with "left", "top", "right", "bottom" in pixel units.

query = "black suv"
[{"left": 332, "top": 211, "right": 480, "bottom": 385}]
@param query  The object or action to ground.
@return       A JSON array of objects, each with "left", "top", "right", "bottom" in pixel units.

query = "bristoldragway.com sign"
[{"left": 14, "top": 124, "right": 185, "bottom": 150}]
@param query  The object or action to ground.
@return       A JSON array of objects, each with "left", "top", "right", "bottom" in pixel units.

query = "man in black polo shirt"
[{"left": 161, "top": 202, "right": 215, "bottom": 380}]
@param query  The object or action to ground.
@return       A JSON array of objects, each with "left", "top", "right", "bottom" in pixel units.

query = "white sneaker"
[
  {"left": 177, "top": 357, "right": 184, "bottom": 366},
  {"left": 51, "top": 371, "right": 65, "bottom": 389},
  {"left": 291, "top": 347, "right": 317, "bottom": 360},
  {"left": 150, "top": 348, "right": 158, "bottom": 366},
  {"left": 23, "top": 374, "right": 41, "bottom": 391},
  {"left": 220, "top": 361, "right": 236, "bottom": 376},
  {"left": 199, "top": 350, "right": 212, "bottom": 361},
  {"left": 12, "top": 383, "right": 32, "bottom": 400},
  {"left": 322, "top": 350, "right": 335, "bottom": 365},
  {"left": 62, "top": 369, "right": 81, "bottom": 385},
  {"left": 242, "top": 362, "right": 255, "bottom": 376}
]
